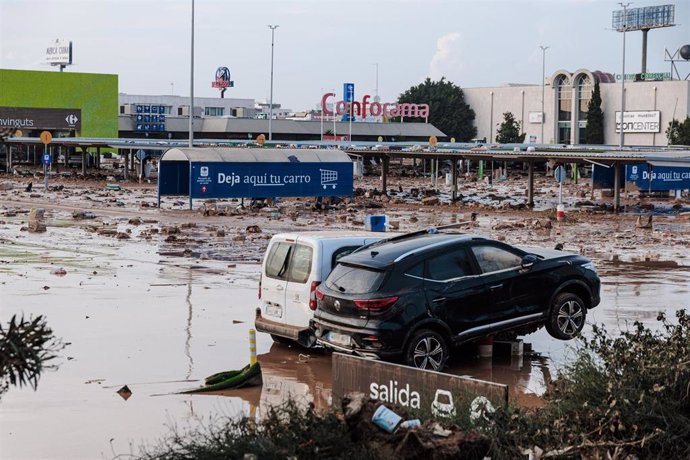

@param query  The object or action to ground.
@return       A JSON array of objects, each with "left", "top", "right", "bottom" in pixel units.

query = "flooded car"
[{"left": 313, "top": 230, "right": 601, "bottom": 370}]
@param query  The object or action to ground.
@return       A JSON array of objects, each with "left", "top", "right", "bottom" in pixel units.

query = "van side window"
[
  {"left": 331, "top": 245, "right": 361, "bottom": 269},
  {"left": 265, "top": 242, "right": 292, "bottom": 280},
  {"left": 288, "top": 244, "right": 313, "bottom": 284}
]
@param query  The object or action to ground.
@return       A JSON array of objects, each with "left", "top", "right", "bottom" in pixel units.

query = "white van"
[{"left": 255, "top": 231, "right": 391, "bottom": 347}]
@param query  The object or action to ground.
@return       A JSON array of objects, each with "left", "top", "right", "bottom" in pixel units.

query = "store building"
[
  {"left": 463, "top": 69, "right": 690, "bottom": 146},
  {"left": 0, "top": 68, "right": 118, "bottom": 138}
]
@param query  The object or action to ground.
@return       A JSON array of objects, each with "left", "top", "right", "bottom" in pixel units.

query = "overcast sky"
[{"left": 1, "top": 0, "right": 687, "bottom": 111}]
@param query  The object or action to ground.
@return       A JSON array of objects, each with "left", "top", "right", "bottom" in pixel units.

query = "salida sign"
[
  {"left": 321, "top": 93, "right": 430, "bottom": 120},
  {"left": 332, "top": 354, "right": 508, "bottom": 413},
  {"left": 190, "top": 162, "right": 353, "bottom": 199}
]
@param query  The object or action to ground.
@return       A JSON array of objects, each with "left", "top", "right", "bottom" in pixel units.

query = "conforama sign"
[{"left": 321, "top": 93, "right": 430, "bottom": 120}]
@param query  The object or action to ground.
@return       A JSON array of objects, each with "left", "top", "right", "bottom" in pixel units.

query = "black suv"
[{"left": 312, "top": 231, "right": 600, "bottom": 370}]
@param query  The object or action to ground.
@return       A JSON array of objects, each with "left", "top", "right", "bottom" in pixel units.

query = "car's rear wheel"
[
  {"left": 546, "top": 293, "right": 586, "bottom": 340},
  {"left": 405, "top": 329, "right": 448, "bottom": 370}
]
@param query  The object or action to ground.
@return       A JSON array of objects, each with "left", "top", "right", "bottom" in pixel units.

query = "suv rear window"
[{"left": 325, "top": 264, "right": 386, "bottom": 294}]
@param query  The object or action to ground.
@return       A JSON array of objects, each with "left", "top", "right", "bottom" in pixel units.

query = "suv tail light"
[
  {"left": 309, "top": 281, "right": 321, "bottom": 310},
  {"left": 315, "top": 286, "right": 325, "bottom": 301},
  {"left": 354, "top": 296, "right": 399, "bottom": 310},
  {"left": 258, "top": 274, "right": 262, "bottom": 299}
]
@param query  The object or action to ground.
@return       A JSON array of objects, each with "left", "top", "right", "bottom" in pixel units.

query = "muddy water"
[{"left": 1, "top": 226, "right": 689, "bottom": 459}]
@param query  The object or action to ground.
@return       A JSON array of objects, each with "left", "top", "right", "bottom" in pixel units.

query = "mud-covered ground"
[{"left": 1, "top": 165, "right": 689, "bottom": 459}]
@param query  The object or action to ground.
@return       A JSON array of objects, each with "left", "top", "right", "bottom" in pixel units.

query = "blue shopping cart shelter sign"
[
  {"left": 626, "top": 164, "right": 690, "bottom": 191},
  {"left": 190, "top": 161, "right": 353, "bottom": 199},
  {"left": 593, "top": 163, "right": 690, "bottom": 191}
]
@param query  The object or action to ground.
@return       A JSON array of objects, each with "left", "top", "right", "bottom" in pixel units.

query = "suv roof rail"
[{"left": 353, "top": 221, "right": 475, "bottom": 254}]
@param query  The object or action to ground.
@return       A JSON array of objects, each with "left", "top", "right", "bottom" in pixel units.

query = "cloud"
[{"left": 429, "top": 32, "right": 463, "bottom": 81}]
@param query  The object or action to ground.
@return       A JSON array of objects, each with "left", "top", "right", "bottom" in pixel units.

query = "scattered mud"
[{"left": 1, "top": 169, "right": 688, "bottom": 459}]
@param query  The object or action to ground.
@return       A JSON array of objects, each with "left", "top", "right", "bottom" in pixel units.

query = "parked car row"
[{"left": 256, "top": 229, "right": 601, "bottom": 370}]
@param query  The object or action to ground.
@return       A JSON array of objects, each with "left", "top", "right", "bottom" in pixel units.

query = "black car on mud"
[{"left": 312, "top": 231, "right": 600, "bottom": 370}]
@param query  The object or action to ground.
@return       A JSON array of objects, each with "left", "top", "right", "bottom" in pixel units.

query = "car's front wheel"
[
  {"left": 404, "top": 329, "right": 448, "bottom": 370},
  {"left": 546, "top": 293, "right": 586, "bottom": 340}
]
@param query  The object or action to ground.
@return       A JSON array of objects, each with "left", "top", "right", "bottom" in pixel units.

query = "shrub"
[{"left": 487, "top": 310, "right": 690, "bottom": 459}]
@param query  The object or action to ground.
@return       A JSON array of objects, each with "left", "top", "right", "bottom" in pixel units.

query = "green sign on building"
[{"left": 0, "top": 69, "right": 118, "bottom": 138}]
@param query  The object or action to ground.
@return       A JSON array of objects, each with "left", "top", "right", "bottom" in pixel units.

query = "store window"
[
  {"left": 556, "top": 75, "right": 572, "bottom": 143},
  {"left": 205, "top": 107, "right": 225, "bottom": 116},
  {"left": 576, "top": 74, "right": 592, "bottom": 143}
]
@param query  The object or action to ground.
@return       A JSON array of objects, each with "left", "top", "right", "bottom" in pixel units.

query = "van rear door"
[
  {"left": 283, "top": 239, "right": 316, "bottom": 329},
  {"left": 260, "top": 240, "right": 293, "bottom": 323}
]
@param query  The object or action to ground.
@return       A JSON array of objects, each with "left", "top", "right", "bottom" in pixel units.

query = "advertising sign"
[
  {"left": 332, "top": 354, "right": 508, "bottom": 413},
  {"left": 321, "top": 93, "right": 430, "bottom": 119},
  {"left": 343, "top": 83, "right": 355, "bottom": 103},
  {"left": 615, "top": 111, "right": 660, "bottom": 133},
  {"left": 0, "top": 107, "right": 81, "bottom": 131},
  {"left": 190, "top": 161, "right": 353, "bottom": 199},
  {"left": 46, "top": 39, "right": 73, "bottom": 65},
  {"left": 211, "top": 66, "right": 234, "bottom": 89},
  {"left": 626, "top": 164, "right": 690, "bottom": 191}
]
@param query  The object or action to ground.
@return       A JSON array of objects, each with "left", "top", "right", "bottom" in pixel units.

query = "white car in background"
[{"left": 255, "top": 231, "right": 392, "bottom": 347}]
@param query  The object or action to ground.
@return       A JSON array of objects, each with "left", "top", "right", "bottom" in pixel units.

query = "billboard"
[
  {"left": 612, "top": 5, "right": 675, "bottom": 32},
  {"left": 189, "top": 161, "right": 353, "bottom": 199},
  {"left": 46, "top": 39, "right": 73, "bottom": 66}
]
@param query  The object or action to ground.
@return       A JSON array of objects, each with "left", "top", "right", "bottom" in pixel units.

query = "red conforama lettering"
[{"left": 321, "top": 93, "right": 429, "bottom": 119}]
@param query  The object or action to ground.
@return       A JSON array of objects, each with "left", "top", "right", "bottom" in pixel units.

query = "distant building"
[{"left": 463, "top": 69, "right": 690, "bottom": 146}]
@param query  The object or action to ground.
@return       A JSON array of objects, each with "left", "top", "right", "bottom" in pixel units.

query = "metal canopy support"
[
  {"left": 451, "top": 159, "right": 458, "bottom": 202},
  {"left": 613, "top": 161, "right": 621, "bottom": 212},
  {"left": 527, "top": 161, "right": 534, "bottom": 207},
  {"left": 123, "top": 150, "right": 129, "bottom": 180},
  {"left": 81, "top": 147, "right": 86, "bottom": 176},
  {"left": 381, "top": 156, "right": 389, "bottom": 194}
]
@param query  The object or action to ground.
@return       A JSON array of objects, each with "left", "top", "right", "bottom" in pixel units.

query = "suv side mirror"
[{"left": 521, "top": 254, "right": 539, "bottom": 269}]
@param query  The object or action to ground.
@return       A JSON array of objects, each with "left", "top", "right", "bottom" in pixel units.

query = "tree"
[
  {"left": 584, "top": 81, "right": 604, "bottom": 144},
  {"left": 0, "top": 315, "right": 64, "bottom": 398},
  {"left": 397, "top": 77, "right": 476, "bottom": 141},
  {"left": 666, "top": 117, "right": 690, "bottom": 145},
  {"left": 495, "top": 112, "right": 526, "bottom": 143}
]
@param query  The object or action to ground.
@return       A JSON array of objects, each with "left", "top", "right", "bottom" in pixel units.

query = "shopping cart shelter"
[{"left": 158, "top": 147, "right": 354, "bottom": 207}]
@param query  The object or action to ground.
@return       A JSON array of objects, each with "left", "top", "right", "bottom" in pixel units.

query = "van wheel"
[
  {"left": 405, "top": 329, "right": 448, "bottom": 371},
  {"left": 546, "top": 293, "right": 586, "bottom": 340}
]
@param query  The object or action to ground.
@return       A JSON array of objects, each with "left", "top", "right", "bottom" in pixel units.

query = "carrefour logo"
[{"left": 65, "top": 114, "right": 79, "bottom": 126}]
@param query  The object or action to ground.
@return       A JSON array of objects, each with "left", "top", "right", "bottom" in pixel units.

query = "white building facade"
[{"left": 463, "top": 69, "right": 690, "bottom": 146}]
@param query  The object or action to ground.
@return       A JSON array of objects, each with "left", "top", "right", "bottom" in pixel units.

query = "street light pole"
[
  {"left": 189, "top": 0, "right": 195, "bottom": 147},
  {"left": 539, "top": 45, "right": 549, "bottom": 144},
  {"left": 268, "top": 25, "right": 279, "bottom": 141},
  {"left": 619, "top": 3, "right": 630, "bottom": 148}
]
